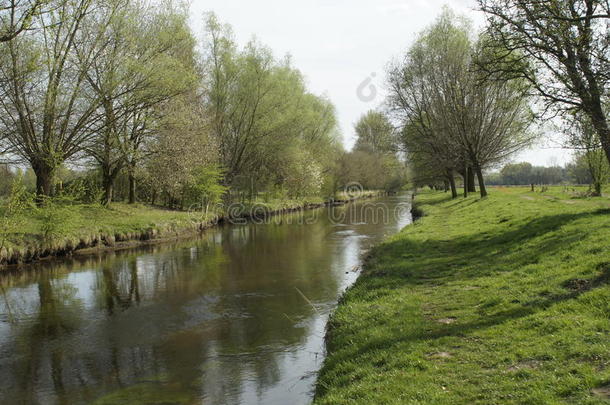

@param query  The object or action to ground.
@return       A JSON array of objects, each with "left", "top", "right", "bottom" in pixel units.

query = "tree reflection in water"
[{"left": 0, "top": 195, "right": 411, "bottom": 404}]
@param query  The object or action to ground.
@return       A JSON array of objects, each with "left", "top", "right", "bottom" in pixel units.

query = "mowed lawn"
[{"left": 315, "top": 187, "right": 610, "bottom": 404}]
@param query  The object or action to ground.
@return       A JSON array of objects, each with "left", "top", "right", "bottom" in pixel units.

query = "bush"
[
  {"left": 0, "top": 175, "right": 35, "bottom": 248},
  {"left": 61, "top": 174, "right": 103, "bottom": 204}
]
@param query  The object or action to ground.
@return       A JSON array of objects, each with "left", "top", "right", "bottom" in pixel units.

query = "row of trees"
[
  {"left": 388, "top": 9, "right": 534, "bottom": 199},
  {"left": 486, "top": 155, "right": 610, "bottom": 189},
  {"left": 393, "top": 0, "right": 610, "bottom": 197},
  {"left": 0, "top": 0, "right": 403, "bottom": 209},
  {"left": 0, "top": 0, "right": 203, "bottom": 205}
]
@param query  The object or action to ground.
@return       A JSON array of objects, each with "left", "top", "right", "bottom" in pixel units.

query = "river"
[{"left": 0, "top": 193, "right": 411, "bottom": 405}]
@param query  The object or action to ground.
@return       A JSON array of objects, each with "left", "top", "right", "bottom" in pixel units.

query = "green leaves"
[{"left": 201, "top": 13, "right": 340, "bottom": 198}]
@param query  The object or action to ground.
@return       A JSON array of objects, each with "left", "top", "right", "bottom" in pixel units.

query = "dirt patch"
[
  {"left": 521, "top": 196, "right": 535, "bottom": 201},
  {"left": 592, "top": 385, "right": 610, "bottom": 399},
  {"left": 562, "top": 278, "right": 591, "bottom": 292},
  {"left": 508, "top": 360, "right": 541, "bottom": 372},
  {"left": 436, "top": 317, "right": 457, "bottom": 324},
  {"left": 428, "top": 351, "right": 452, "bottom": 359}
]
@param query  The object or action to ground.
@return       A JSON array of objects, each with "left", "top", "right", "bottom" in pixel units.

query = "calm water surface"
[{"left": 0, "top": 194, "right": 411, "bottom": 405}]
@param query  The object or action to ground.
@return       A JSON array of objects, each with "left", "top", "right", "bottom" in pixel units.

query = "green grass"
[
  {"left": 315, "top": 186, "right": 610, "bottom": 404},
  {"left": 0, "top": 202, "right": 201, "bottom": 250},
  {"left": 0, "top": 192, "right": 379, "bottom": 262}
]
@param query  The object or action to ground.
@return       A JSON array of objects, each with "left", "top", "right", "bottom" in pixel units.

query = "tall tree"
[
  {"left": 479, "top": 0, "right": 610, "bottom": 166},
  {"left": 353, "top": 110, "right": 396, "bottom": 154},
  {"left": 82, "top": 0, "right": 198, "bottom": 204},
  {"left": 388, "top": 9, "right": 533, "bottom": 198},
  {"left": 202, "top": 13, "right": 339, "bottom": 197},
  {"left": 0, "top": 0, "right": 102, "bottom": 201}
]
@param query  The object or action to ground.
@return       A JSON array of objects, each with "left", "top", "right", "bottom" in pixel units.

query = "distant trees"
[
  {"left": 488, "top": 158, "right": 608, "bottom": 192},
  {"left": 353, "top": 110, "right": 396, "bottom": 154},
  {"left": 496, "top": 162, "right": 564, "bottom": 186},
  {"left": 500, "top": 162, "right": 534, "bottom": 185},
  {"left": 478, "top": 0, "right": 610, "bottom": 168},
  {"left": 335, "top": 111, "right": 406, "bottom": 193},
  {"left": 388, "top": 9, "right": 533, "bottom": 198}
]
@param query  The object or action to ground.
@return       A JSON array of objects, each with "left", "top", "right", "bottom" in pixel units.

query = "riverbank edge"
[
  {"left": 320, "top": 189, "right": 417, "bottom": 358},
  {"left": 0, "top": 192, "right": 383, "bottom": 269},
  {"left": 313, "top": 188, "right": 610, "bottom": 404}
]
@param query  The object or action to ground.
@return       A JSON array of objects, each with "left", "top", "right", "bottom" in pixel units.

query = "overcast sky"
[{"left": 189, "top": 0, "right": 573, "bottom": 167}]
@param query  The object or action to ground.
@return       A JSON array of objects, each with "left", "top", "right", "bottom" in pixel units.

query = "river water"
[{"left": 0, "top": 194, "right": 411, "bottom": 405}]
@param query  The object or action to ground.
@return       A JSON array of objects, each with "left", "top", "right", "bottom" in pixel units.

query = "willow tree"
[
  {"left": 81, "top": 0, "right": 198, "bottom": 205},
  {"left": 0, "top": 0, "right": 101, "bottom": 201},
  {"left": 387, "top": 11, "right": 471, "bottom": 197},
  {"left": 388, "top": 9, "right": 533, "bottom": 198},
  {"left": 202, "top": 13, "right": 339, "bottom": 197},
  {"left": 479, "top": 0, "right": 610, "bottom": 166}
]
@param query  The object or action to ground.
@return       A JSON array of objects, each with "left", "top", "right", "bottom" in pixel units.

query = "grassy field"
[{"left": 315, "top": 186, "right": 610, "bottom": 404}]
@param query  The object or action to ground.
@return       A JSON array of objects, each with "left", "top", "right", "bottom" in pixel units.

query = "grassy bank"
[
  {"left": 315, "top": 187, "right": 610, "bottom": 404},
  {"left": 0, "top": 192, "right": 382, "bottom": 266}
]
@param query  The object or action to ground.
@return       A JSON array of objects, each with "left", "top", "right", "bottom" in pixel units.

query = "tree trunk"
[
  {"left": 586, "top": 100, "right": 610, "bottom": 168},
  {"left": 463, "top": 163, "right": 468, "bottom": 198},
  {"left": 593, "top": 181, "right": 602, "bottom": 197},
  {"left": 447, "top": 170, "right": 458, "bottom": 199},
  {"left": 151, "top": 189, "right": 157, "bottom": 206},
  {"left": 33, "top": 164, "right": 54, "bottom": 205},
  {"left": 475, "top": 165, "right": 488, "bottom": 198},
  {"left": 101, "top": 167, "right": 120, "bottom": 206},
  {"left": 102, "top": 180, "right": 114, "bottom": 206},
  {"left": 449, "top": 173, "right": 458, "bottom": 198},
  {"left": 467, "top": 167, "right": 476, "bottom": 193},
  {"left": 128, "top": 172, "right": 136, "bottom": 204}
]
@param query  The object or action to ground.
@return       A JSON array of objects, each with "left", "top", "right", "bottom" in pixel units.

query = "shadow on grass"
[
  {"left": 365, "top": 208, "right": 610, "bottom": 286},
  {"left": 337, "top": 208, "right": 610, "bottom": 357}
]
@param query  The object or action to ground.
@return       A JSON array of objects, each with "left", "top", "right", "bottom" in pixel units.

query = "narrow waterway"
[{"left": 0, "top": 194, "right": 411, "bottom": 405}]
